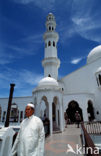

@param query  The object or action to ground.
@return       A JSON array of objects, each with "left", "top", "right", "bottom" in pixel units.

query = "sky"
[{"left": 0, "top": 0, "right": 101, "bottom": 97}]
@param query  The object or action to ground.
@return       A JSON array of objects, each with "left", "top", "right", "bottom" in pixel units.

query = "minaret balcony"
[
  {"left": 42, "top": 57, "right": 60, "bottom": 68},
  {"left": 43, "top": 31, "right": 59, "bottom": 41}
]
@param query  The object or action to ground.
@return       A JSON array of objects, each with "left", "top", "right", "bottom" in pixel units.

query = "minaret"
[{"left": 42, "top": 13, "right": 60, "bottom": 80}]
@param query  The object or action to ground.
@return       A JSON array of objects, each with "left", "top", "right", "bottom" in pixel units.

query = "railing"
[
  {"left": 81, "top": 123, "right": 100, "bottom": 156},
  {"left": 84, "top": 121, "right": 101, "bottom": 134}
]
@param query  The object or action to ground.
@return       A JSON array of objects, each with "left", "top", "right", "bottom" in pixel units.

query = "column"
[
  {"left": 48, "top": 97, "right": 53, "bottom": 135},
  {"left": 56, "top": 105, "right": 58, "bottom": 127},
  {"left": 82, "top": 105, "right": 88, "bottom": 121},
  {"left": 59, "top": 101, "right": 64, "bottom": 132},
  {"left": 36, "top": 97, "right": 41, "bottom": 117}
]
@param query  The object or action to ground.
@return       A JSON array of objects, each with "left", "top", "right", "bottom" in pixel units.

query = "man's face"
[{"left": 25, "top": 106, "right": 34, "bottom": 118}]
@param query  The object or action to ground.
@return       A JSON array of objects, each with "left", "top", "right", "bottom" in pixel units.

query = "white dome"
[
  {"left": 87, "top": 45, "right": 101, "bottom": 64},
  {"left": 38, "top": 77, "right": 58, "bottom": 87}
]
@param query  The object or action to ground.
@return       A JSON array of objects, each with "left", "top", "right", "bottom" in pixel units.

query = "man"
[
  {"left": 11, "top": 103, "right": 45, "bottom": 156},
  {"left": 75, "top": 111, "right": 81, "bottom": 128}
]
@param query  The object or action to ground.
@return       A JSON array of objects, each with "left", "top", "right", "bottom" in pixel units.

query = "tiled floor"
[{"left": 45, "top": 125, "right": 83, "bottom": 156}]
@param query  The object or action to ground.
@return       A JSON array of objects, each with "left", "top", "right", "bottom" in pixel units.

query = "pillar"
[
  {"left": 36, "top": 97, "right": 41, "bottom": 117},
  {"left": 48, "top": 97, "right": 53, "bottom": 135},
  {"left": 82, "top": 105, "right": 88, "bottom": 121},
  {"left": 59, "top": 99, "right": 64, "bottom": 132}
]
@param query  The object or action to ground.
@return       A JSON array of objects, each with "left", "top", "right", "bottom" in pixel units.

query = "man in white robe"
[{"left": 11, "top": 103, "right": 45, "bottom": 156}]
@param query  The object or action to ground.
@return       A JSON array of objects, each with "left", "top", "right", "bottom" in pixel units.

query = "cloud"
[
  {"left": 58, "top": 22, "right": 75, "bottom": 43},
  {"left": 0, "top": 68, "right": 43, "bottom": 97},
  {"left": 0, "top": 44, "right": 15, "bottom": 65},
  {"left": 70, "top": 57, "right": 82, "bottom": 64},
  {"left": 21, "top": 34, "right": 43, "bottom": 44},
  {"left": 0, "top": 67, "right": 43, "bottom": 90},
  {"left": 14, "top": 0, "right": 55, "bottom": 11},
  {"left": 18, "top": 69, "right": 43, "bottom": 86},
  {"left": 0, "top": 33, "right": 43, "bottom": 65},
  {"left": 71, "top": 0, "right": 101, "bottom": 43}
]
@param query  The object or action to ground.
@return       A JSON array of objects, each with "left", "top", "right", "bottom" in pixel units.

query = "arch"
[
  {"left": 87, "top": 100, "right": 95, "bottom": 121},
  {"left": 10, "top": 103, "right": 19, "bottom": 122},
  {"left": 48, "top": 41, "right": 51, "bottom": 46},
  {"left": 41, "top": 96, "right": 49, "bottom": 118},
  {"left": 66, "top": 100, "right": 83, "bottom": 123},
  {"left": 53, "top": 96, "right": 60, "bottom": 131}
]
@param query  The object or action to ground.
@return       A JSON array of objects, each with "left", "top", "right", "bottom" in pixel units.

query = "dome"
[
  {"left": 47, "top": 13, "right": 55, "bottom": 21},
  {"left": 38, "top": 77, "right": 58, "bottom": 87},
  {"left": 87, "top": 45, "right": 101, "bottom": 64}
]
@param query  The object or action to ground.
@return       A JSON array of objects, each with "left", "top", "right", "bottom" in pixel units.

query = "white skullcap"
[{"left": 27, "top": 103, "right": 35, "bottom": 109}]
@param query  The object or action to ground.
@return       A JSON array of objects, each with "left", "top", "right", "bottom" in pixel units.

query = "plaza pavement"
[{"left": 45, "top": 124, "right": 84, "bottom": 156}]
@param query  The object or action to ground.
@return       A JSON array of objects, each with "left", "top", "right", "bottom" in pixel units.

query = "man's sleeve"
[
  {"left": 11, "top": 131, "right": 20, "bottom": 156},
  {"left": 38, "top": 120, "right": 45, "bottom": 156}
]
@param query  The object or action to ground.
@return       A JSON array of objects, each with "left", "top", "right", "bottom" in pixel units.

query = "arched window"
[
  {"left": 49, "top": 26, "right": 51, "bottom": 31},
  {"left": 48, "top": 74, "right": 51, "bottom": 77},
  {"left": 52, "top": 27, "right": 54, "bottom": 31},
  {"left": 53, "top": 41, "right": 55, "bottom": 47},
  {"left": 10, "top": 103, "right": 19, "bottom": 122},
  {"left": 48, "top": 41, "right": 51, "bottom": 46}
]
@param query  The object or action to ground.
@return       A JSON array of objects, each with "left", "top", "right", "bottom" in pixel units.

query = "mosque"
[{"left": 0, "top": 13, "right": 101, "bottom": 134}]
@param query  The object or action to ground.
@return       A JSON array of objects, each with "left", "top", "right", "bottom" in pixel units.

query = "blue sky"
[{"left": 0, "top": 0, "right": 101, "bottom": 97}]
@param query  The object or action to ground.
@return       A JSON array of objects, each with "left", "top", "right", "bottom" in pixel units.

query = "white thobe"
[{"left": 11, "top": 115, "right": 45, "bottom": 156}]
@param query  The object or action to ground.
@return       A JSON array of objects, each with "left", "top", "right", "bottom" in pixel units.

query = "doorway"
[{"left": 66, "top": 100, "right": 83, "bottom": 123}]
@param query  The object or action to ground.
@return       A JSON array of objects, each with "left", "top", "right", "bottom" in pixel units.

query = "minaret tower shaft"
[{"left": 42, "top": 13, "right": 60, "bottom": 80}]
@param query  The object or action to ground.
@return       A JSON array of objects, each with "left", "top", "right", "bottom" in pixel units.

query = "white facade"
[{"left": 0, "top": 13, "right": 101, "bottom": 134}]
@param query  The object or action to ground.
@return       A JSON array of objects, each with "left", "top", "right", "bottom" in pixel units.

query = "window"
[
  {"left": 62, "top": 88, "right": 64, "bottom": 91},
  {"left": 52, "top": 27, "right": 54, "bottom": 31},
  {"left": 49, "top": 26, "right": 51, "bottom": 31},
  {"left": 48, "top": 74, "right": 51, "bottom": 77},
  {"left": 53, "top": 41, "right": 55, "bottom": 47},
  {"left": 10, "top": 103, "right": 19, "bottom": 122},
  {"left": 48, "top": 41, "right": 51, "bottom": 46},
  {"left": 96, "top": 73, "right": 101, "bottom": 87},
  {"left": 99, "top": 74, "right": 101, "bottom": 85}
]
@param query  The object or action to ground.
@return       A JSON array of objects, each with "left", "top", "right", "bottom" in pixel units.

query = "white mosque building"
[{"left": 0, "top": 13, "right": 101, "bottom": 134}]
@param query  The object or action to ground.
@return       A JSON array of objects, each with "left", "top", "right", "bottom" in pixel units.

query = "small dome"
[
  {"left": 47, "top": 13, "right": 55, "bottom": 21},
  {"left": 87, "top": 45, "right": 101, "bottom": 64},
  {"left": 38, "top": 77, "right": 58, "bottom": 87}
]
